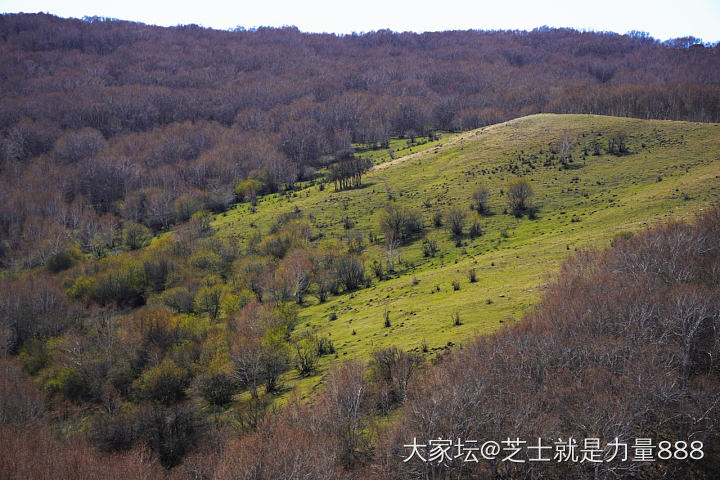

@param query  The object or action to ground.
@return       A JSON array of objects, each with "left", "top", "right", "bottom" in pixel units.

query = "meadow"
[{"left": 214, "top": 113, "right": 720, "bottom": 398}]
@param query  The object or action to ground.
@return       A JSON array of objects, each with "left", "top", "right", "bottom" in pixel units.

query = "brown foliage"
[
  {"left": 1, "top": 15, "right": 719, "bottom": 266},
  {"left": 378, "top": 206, "right": 720, "bottom": 479}
]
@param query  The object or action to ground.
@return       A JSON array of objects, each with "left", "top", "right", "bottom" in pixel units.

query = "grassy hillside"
[{"left": 214, "top": 113, "right": 720, "bottom": 398}]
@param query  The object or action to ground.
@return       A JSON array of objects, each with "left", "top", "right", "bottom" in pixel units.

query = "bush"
[
  {"left": 86, "top": 261, "right": 148, "bottom": 307},
  {"left": 317, "top": 336, "right": 335, "bottom": 356},
  {"left": 294, "top": 337, "right": 319, "bottom": 376},
  {"left": 333, "top": 256, "right": 366, "bottom": 291},
  {"left": 92, "top": 409, "right": 141, "bottom": 452},
  {"left": 422, "top": 237, "right": 438, "bottom": 257},
  {"left": 138, "top": 404, "right": 206, "bottom": 468},
  {"left": 157, "top": 287, "right": 195, "bottom": 313},
  {"left": 432, "top": 211, "right": 443, "bottom": 227},
  {"left": 195, "top": 373, "right": 236, "bottom": 406},
  {"left": 134, "top": 359, "right": 190, "bottom": 405},
  {"left": 122, "top": 222, "right": 152, "bottom": 250},
  {"left": 194, "top": 284, "right": 226, "bottom": 319},
  {"left": 378, "top": 204, "right": 424, "bottom": 242},
  {"left": 46, "top": 246, "right": 82, "bottom": 273},
  {"left": 607, "top": 129, "right": 629, "bottom": 155},
  {"left": 371, "top": 259, "right": 385, "bottom": 280},
  {"left": 188, "top": 249, "right": 223, "bottom": 272},
  {"left": 468, "top": 268, "right": 477, "bottom": 283},
  {"left": 506, "top": 179, "right": 534, "bottom": 217},
  {"left": 445, "top": 208, "right": 466, "bottom": 236},
  {"left": 45, "top": 366, "right": 90, "bottom": 402},
  {"left": 468, "top": 220, "right": 483, "bottom": 238},
  {"left": 471, "top": 186, "right": 490, "bottom": 214},
  {"left": 368, "top": 347, "right": 423, "bottom": 410},
  {"left": 235, "top": 178, "right": 264, "bottom": 202}
]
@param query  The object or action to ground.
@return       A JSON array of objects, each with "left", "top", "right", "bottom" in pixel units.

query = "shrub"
[
  {"left": 261, "top": 346, "right": 291, "bottom": 393},
  {"left": 138, "top": 404, "right": 206, "bottom": 468},
  {"left": 194, "top": 284, "right": 225, "bottom": 319},
  {"left": 122, "top": 222, "right": 151, "bottom": 250},
  {"left": 432, "top": 211, "right": 443, "bottom": 227},
  {"left": 134, "top": 359, "right": 190, "bottom": 405},
  {"left": 468, "top": 219, "right": 483, "bottom": 238},
  {"left": 46, "top": 246, "right": 82, "bottom": 273},
  {"left": 188, "top": 249, "right": 222, "bottom": 272},
  {"left": 317, "top": 336, "right": 335, "bottom": 356},
  {"left": 333, "top": 256, "right": 366, "bottom": 291},
  {"left": 45, "top": 366, "right": 90, "bottom": 402},
  {"left": 294, "top": 337, "right": 319, "bottom": 376},
  {"left": 378, "top": 204, "right": 424, "bottom": 242},
  {"left": 471, "top": 186, "right": 490, "bottom": 214},
  {"left": 368, "top": 347, "right": 423, "bottom": 410},
  {"left": 468, "top": 268, "right": 477, "bottom": 283},
  {"left": 506, "top": 179, "right": 534, "bottom": 217},
  {"left": 445, "top": 208, "right": 466, "bottom": 236},
  {"left": 157, "top": 287, "right": 195, "bottom": 313},
  {"left": 371, "top": 259, "right": 385, "bottom": 280},
  {"left": 235, "top": 178, "right": 264, "bottom": 202},
  {"left": 607, "top": 129, "right": 629, "bottom": 155},
  {"left": 422, "top": 237, "right": 439, "bottom": 257},
  {"left": 195, "top": 373, "right": 236, "bottom": 406}
]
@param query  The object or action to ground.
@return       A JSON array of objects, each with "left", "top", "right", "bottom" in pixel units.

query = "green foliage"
[
  {"left": 18, "top": 339, "right": 51, "bottom": 375},
  {"left": 76, "top": 260, "right": 148, "bottom": 306},
  {"left": 188, "top": 249, "right": 223, "bottom": 272},
  {"left": 122, "top": 221, "right": 152, "bottom": 250},
  {"left": 468, "top": 268, "right": 477, "bottom": 283},
  {"left": 220, "top": 289, "right": 252, "bottom": 318},
  {"left": 422, "top": 237, "right": 439, "bottom": 257},
  {"left": 134, "top": 358, "right": 190, "bottom": 405},
  {"left": 157, "top": 286, "right": 195, "bottom": 313},
  {"left": 235, "top": 178, "right": 264, "bottom": 202},
  {"left": 189, "top": 210, "right": 214, "bottom": 236},
  {"left": 45, "top": 366, "right": 90, "bottom": 402},
  {"left": 294, "top": 336, "right": 319, "bottom": 376},
  {"left": 194, "top": 284, "right": 226, "bottom": 319},
  {"left": 608, "top": 129, "right": 629, "bottom": 155},
  {"left": 46, "top": 245, "right": 83, "bottom": 273},
  {"left": 317, "top": 335, "right": 335, "bottom": 355}
]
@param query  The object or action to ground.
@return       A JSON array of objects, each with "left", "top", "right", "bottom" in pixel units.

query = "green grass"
[
  {"left": 214, "top": 113, "right": 720, "bottom": 400},
  {"left": 352, "top": 134, "right": 452, "bottom": 165}
]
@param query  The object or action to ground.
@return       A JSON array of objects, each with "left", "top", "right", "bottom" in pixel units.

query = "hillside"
[
  {"left": 213, "top": 113, "right": 720, "bottom": 396},
  {"left": 1, "top": 112, "right": 719, "bottom": 476}
]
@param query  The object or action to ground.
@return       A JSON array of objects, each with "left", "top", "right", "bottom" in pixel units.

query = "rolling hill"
[{"left": 213, "top": 113, "right": 720, "bottom": 397}]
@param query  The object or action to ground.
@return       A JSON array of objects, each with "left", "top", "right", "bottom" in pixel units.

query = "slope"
[{"left": 214, "top": 113, "right": 720, "bottom": 397}]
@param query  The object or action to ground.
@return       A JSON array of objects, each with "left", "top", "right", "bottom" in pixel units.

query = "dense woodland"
[
  {"left": 1, "top": 13, "right": 720, "bottom": 479},
  {"left": 1, "top": 13, "right": 720, "bottom": 268}
]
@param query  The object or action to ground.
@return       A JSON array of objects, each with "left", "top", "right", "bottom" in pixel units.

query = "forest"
[
  {"left": 1, "top": 12, "right": 720, "bottom": 480},
  {"left": 1, "top": 13, "right": 719, "bottom": 269}
]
